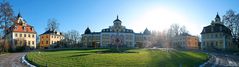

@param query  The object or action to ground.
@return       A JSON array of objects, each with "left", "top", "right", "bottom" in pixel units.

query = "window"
[
  {"left": 15, "top": 26, "right": 18, "bottom": 30},
  {"left": 28, "top": 34, "right": 30, "bottom": 37},
  {"left": 15, "top": 33, "right": 18, "bottom": 37},
  {"left": 32, "top": 41, "right": 34, "bottom": 45},
  {"left": 220, "top": 26, "right": 222, "bottom": 31},
  {"left": 46, "top": 40, "right": 48, "bottom": 44},
  {"left": 20, "top": 34, "right": 22, "bottom": 37},
  {"left": 41, "top": 41, "right": 44, "bottom": 44},
  {"left": 30, "top": 28, "right": 33, "bottom": 31},
  {"left": 41, "top": 36, "right": 44, "bottom": 38},
  {"left": 215, "top": 34, "right": 217, "bottom": 38},
  {"left": 46, "top": 35, "right": 48, "bottom": 38},
  {"left": 212, "top": 34, "right": 214, "bottom": 38},
  {"left": 28, "top": 41, "right": 30, "bottom": 45},
  {"left": 23, "top": 27, "right": 26, "bottom": 30},
  {"left": 24, "top": 34, "right": 26, "bottom": 37},
  {"left": 32, "top": 35, "right": 35, "bottom": 38}
]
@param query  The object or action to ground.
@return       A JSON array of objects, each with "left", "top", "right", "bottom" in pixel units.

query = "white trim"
[{"left": 21, "top": 54, "right": 36, "bottom": 67}]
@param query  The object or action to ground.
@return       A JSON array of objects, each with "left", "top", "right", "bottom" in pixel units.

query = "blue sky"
[{"left": 8, "top": 0, "right": 239, "bottom": 35}]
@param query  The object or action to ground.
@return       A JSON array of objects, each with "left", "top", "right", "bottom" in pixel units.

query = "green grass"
[{"left": 26, "top": 49, "right": 208, "bottom": 67}]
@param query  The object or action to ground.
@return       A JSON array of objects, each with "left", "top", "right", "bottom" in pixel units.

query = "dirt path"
[{"left": 0, "top": 52, "right": 27, "bottom": 67}]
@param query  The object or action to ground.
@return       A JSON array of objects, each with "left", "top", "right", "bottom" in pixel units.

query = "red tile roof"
[
  {"left": 6, "top": 16, "right": 36, "bottom": 33},
  {"left": 9, "top": 25, "right": 36, "bottom": 33}
]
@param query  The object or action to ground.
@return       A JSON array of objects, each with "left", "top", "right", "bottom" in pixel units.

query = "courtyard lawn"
[{"left": 26, "top": 49, "right": 208, "bottom": 67}]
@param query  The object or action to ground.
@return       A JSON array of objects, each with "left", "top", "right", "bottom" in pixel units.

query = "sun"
[{"left": 129, "top": 7, "right": 191, "bottom": 32}]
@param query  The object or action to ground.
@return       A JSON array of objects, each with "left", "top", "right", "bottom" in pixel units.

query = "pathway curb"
[
  {"left": 21, "top": 54, "right": 36, "bottom": 67},
  {"left": 199, "top": 53, "right": 213, "bottom": 67}
]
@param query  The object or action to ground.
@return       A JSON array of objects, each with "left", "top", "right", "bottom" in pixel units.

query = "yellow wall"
[{"left": 40, "top": 34, "right": 64, "bottom": 48}]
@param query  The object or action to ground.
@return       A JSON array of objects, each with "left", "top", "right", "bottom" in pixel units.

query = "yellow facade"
[{"left": 40, "top": 31, "right": 64, "bottom": 49}]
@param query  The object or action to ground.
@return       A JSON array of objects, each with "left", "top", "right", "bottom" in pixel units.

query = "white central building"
[{"left": 81, "top": 16, "right": 151, "bottom": 48}]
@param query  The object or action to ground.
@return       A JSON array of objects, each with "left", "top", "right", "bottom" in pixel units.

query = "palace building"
[
  {"left": 5, "top": 13, "right": 37, "bottom": 50},
  {"left": 201, "top": 13, "right": 235, "bottom": 50},
  {"left": 40, "top": 29, "right": 64, "bottom": 49},
  {"left": 81, "top": 16, "right": 151, "bottom": 48},
  {"left": 172, "top": 33, "right": 199, "bottom": 49}
]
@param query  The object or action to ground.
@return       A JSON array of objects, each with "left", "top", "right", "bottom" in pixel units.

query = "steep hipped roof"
[
  {"left": 101, "top": 28, "right": 134, "bottom": 33},
  {"left": 84, "top": 27, "right": 91, "bottom": 34},
  {"left": 6, "top": 13, "right": 36, "bottom": 34},
  {"left": 201, "top": 23, "right": 231, "bottom": 35},
  {"left": 7, "top": 25, "right": 35, "bottom": 33},
  {"left": 143, "top": 28, "right": 151, "bottom": 35},
  {"left": 41, "top": 29, "right": 63, "bottom": 35},
  {"left": 201, "top": 13, "right": 231, "bottom": 35}
]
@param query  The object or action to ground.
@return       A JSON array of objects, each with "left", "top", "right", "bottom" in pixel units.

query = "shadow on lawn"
[
  {"left": 67, "top": 53, "right": 91, "bottom": 57},
  {"left": 65, "top": 48, "right": 139, "bottom": 58},
  {"left": 41, "top": 48, "right": 139, "bottom": 53},
  {"left": 147, "top": 50, "right": 207, "bottom": 67},
  {"left": 70, "top": 48, "right": 139, "bottom": 54},
  {"left": 96, "top": 48, "right": 139, "bottom": 54},
  {"left": 43, "top": 48, "right": 96, "bottom": 52}
]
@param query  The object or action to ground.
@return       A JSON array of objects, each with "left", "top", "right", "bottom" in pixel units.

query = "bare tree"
[
  {"left": 144, "top": 24, "right": 190, "bottom": 49},
  {"left": 152, "top": 31, "right": 168, "bottom": 48},
  {"left": 179, "top": 25, "right": 189, "bottom": 34},
  {"left": 0, "top": 0, "right": 14, "bottom": 53},
  {"left": 0, "top": 39, "right": 3, "bottom": 53},
  {"left": 166, "top": 24, "right": 180, "bottom": 47},
  {"left": 166, "top": 24, "right": 190, "bottom": 48},
  {"left": 223, "top": 9, "right": 239, "bottom": 45},
  {"left": 147, "top": 31, "right": 159, "bottom": 48},
  {"left": 46, "top": 18, "right": 59, "bottom": 31},
  {"left": 168, "top": 24, "right": 180, "bottom": 37},
  {"left": 60, "top": 30, "right": 81, "bottom": 48},
  {"left": 0, "top": 0, "right": 14, "bottom": 37}
]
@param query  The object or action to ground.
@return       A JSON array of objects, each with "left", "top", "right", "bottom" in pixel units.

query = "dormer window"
[
  {"left": 15, "top": 26, "right": 18, "bottom": 30},
  {"left": 30, "top": 27, "right": 34, "bottom": 31},
  {"left": 23, "top": 26, "right": 26, "bottom": 31}
]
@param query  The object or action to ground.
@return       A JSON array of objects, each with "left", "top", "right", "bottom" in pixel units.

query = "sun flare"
[{"left": 130, "top": 7, "right": 192, "bottom": 33}]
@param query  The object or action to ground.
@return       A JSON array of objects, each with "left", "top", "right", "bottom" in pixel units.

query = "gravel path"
[
  {"left": 0, "top": 52, "right": 27, "bottom": 67},
  {"left": 204, "top": 53, "right": 239, "bottom": 67}
]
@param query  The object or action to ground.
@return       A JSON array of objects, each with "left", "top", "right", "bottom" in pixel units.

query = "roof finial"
[
  {"left": 117, "top": 15, "right": 119, "bottom": 19},
  {"left": 17, "top": 11, "right": 21, "bottom": 18},
  {"left": 216, "top": 12, "right": 220, "bottom": 19}
]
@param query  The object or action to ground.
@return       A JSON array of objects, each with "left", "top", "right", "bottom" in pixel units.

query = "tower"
[
  {"left": 211, "top": 13, "right": 224, "bottom": 25},
  {"left": 113, "top": 15, "right": 122, "bottom": 27},
  {"left": 215, "top": 12, "right": 221, "bottom": 22}
]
